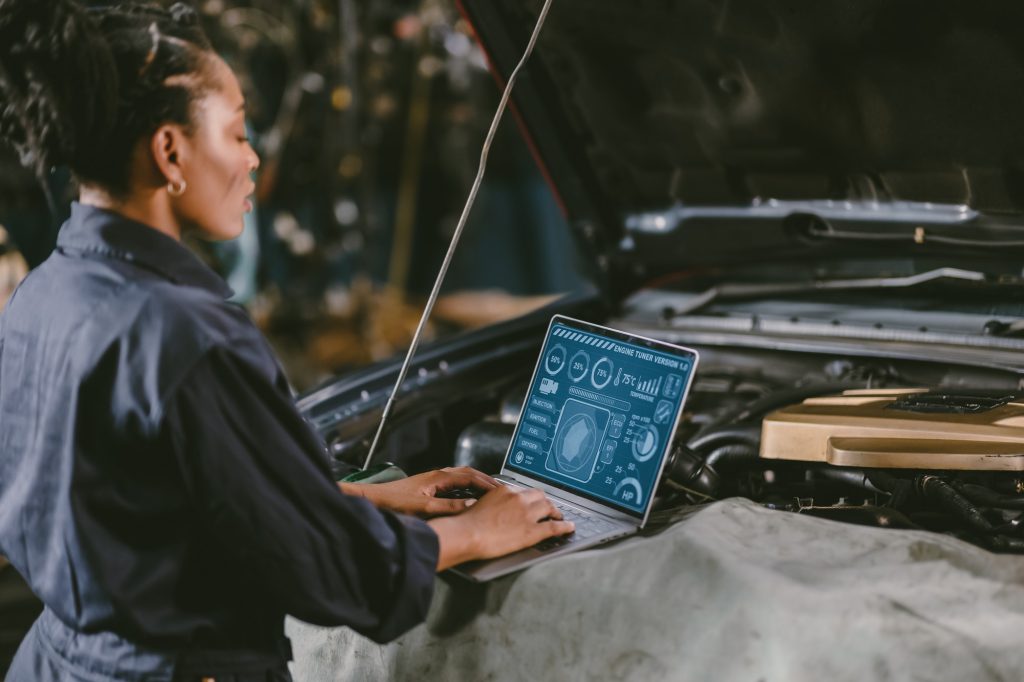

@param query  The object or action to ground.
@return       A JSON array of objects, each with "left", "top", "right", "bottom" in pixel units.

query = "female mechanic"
[{"left": 0, "top": 1, "right": 573, "bottom": 679}]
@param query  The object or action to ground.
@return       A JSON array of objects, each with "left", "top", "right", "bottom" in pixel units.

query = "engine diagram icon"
[
  {"left": 546, "top": 399, "right": 610, "bottom": 483},
  {"left": 539, "top": 378, "right": 560, "bottom": 395}
]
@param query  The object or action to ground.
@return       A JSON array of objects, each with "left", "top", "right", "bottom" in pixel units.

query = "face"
[{"left": 171, "top": 57, "right": 259, "bottom": 241}]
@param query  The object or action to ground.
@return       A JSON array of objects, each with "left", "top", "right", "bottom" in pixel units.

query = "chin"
[
  {"left": 198, "top": 219, "right": 245, "bottom": 242},
  {"left": 223, "top": 213, "right": 248, "bottom": 239},
  {"left": 228, "top": 217, "right": 247, "bottom": 240}
]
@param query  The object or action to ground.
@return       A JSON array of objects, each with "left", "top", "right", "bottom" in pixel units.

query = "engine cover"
[{"left": 760, "top": 389, "right": 1024, "bottom": 470}]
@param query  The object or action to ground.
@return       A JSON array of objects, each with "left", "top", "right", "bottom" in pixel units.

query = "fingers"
[
  {"left": 522, "top": 492, "right": 573, "bottom": 539},
  {"left": 436, "top": 467, "right": 498, "bottom": 492},
  {"left": 520, "top": 488, "right": 562, "bottom": 521},
  {"left": 540, "top": 519, "right": 575, "bottom": 538},
  {"left": 459, "top": 486, "right": 576, "bottom": 559},
  {"left": 516, "top": 490, "right": 572, "bottom": 539},
  {"left": 424, "top": 497, "right": 477, "bottom": 516}
]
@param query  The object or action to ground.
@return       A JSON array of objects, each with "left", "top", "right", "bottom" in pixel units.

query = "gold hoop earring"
[{"left": 167, "top": 180, "right": 187, "bottom": 197}]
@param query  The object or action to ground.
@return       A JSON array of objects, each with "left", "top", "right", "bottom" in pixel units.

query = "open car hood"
[{"left": 460, "top": 0, "right": 1024, "bottom": 271}]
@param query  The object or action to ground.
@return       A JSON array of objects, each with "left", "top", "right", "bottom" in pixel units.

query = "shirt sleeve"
[{"left": 163, "top": 346, "right": 439, "bottom": 643}]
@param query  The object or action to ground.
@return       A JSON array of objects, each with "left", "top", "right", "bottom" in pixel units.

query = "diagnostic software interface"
[{"left": 506, "top": 318, "right": 696, "bottom": 516}]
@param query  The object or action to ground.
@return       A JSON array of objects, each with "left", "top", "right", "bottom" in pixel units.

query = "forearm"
[
  {"left": 342, "top": 479, "right": 575, "bottom": 571},
  {"left": 341, "top": 481, "right": 475, "bottom": 570},
  {"left": 337, "top": 474, "right": 483, "bottom": 517}
]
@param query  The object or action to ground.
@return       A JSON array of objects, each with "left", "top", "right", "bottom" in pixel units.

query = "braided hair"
[{"left": 0, "top": 0, "right": 214, "bottom": 197}]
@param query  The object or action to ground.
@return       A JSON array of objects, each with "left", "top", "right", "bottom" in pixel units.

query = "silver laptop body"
[{"left": 451, "top": 315, "right": 699, "bottom": 582}]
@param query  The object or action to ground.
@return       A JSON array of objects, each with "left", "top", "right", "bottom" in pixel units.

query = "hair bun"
[
  {"left": 2, "top": 0, "right": 211, "bottom": 195},
  {"left": 0, "top": 0, "right": 57, "bottom": 46},
  {"left": 0, "top": 0, "right": 117, "bottom": 177}
]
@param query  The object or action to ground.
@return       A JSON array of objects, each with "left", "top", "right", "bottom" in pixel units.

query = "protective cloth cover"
[{"left": 286, "top": 498, "right": 1024, "bottom": 681}]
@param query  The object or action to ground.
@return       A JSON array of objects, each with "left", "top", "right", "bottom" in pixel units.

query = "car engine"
[{"left": 440, "top": 340, "right": 1024, "bottom": 554}]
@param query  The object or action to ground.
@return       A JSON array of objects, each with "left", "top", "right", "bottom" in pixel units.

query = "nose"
[{"left": 248, "top": 145, "right": 260, "bottom": 172}]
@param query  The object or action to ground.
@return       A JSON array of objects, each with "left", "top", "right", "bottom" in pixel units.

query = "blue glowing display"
[{"left": 506, "top": 318, "right": 697, "bottom": 516}]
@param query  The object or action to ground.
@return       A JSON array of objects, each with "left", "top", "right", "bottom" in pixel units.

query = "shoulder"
[
  {"left": 135, "top": 280, "right": 256, "bottom": 346},
  {"left": 126, "top": 280, "right": 270, "bottom": 377},
  {"left": 93, "top": 282, "right": 275, "bottom": 433}
]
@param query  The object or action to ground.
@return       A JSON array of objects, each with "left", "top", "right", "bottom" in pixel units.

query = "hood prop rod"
[{"left": 363, "top": 0, "right": 555, "bottom": 470}]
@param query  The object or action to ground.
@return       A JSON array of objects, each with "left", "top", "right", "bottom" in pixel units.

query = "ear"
[{"left": 149, "top": 124, "right": 189, "bottom": 187}]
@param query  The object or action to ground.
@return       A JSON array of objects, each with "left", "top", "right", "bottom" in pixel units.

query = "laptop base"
[{"left": 449, "top": 524, "right": 634, "bottom": 583}]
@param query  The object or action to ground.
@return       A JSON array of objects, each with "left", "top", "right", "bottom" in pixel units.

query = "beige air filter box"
[{"left": 760, "top": 389, "right": 1024, "bottom": 471}]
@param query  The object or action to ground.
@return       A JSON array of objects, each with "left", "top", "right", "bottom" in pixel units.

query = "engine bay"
[
  {"left": 437, "top": 335, "right": 1024, "bottom": 554},
  {"left": 303, "top": 281, "right": 1024, "bottom": 556}
]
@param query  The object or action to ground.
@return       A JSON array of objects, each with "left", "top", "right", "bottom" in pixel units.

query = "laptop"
[{"left": 451, "top": 314, "right": 699, "bottom": 582}]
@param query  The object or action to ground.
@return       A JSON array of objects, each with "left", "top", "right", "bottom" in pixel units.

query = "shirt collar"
[{"left": 56, "top": 202, "right": 234, "bottom": 299}]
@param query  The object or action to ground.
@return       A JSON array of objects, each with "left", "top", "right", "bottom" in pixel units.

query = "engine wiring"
[
  {"left": 560, "top": 354, "right": 1023, "bottom": 556},
  {"left": 669, "top": 386, "right": 1024, "bottom": 553}
]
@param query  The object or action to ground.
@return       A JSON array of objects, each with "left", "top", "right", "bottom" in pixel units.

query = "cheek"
[
  {"left": 192, "top": 138, "right": 243, "bottom": 193},
  {"left": 179, "top": 140, "right": 248, "bottom": 237},
  {"left": 221, "top": 154, "right": 251, "bottom": 197},
  {"left": 226, "top": 165, "right": 248, "bottom": 194}
]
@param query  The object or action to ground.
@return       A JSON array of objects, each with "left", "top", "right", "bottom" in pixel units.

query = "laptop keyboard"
[{"left": 534, "top": 501, "right": 619, "bottom": 552}]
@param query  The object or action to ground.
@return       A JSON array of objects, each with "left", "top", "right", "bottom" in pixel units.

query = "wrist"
[
  {"left": 427, "top": 515, "right": 478, "bottom": 571},
  {"left": 338, "top": 481, "right": 375, "bottom": 502}
]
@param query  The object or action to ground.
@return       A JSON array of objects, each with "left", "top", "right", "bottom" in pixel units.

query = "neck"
[{"left": 79, "top": 185, "right": 183, "bottom": 241}]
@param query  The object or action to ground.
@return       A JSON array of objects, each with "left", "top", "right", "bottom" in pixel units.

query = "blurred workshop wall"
[{"left": 0, "top": 0, "right": 592, "bottom": 391}]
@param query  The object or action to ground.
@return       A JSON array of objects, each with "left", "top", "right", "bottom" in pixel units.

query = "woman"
[{"left": 0, "top": 1, "right": 573, "bottom": 679}]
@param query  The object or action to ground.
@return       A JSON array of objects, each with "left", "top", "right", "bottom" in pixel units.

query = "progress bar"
[{"left": 568, "top": 386, "right": 631, "bottom": 411}]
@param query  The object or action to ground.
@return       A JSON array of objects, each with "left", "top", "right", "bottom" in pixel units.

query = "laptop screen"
[{"left": 505, "top": 316, "right": 698, "bottom": 518}]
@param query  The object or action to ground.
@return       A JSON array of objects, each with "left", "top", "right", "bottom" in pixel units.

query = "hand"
[
  {"left": 427, "top": 486, "right": 575, "bottom": 570},
  {"left": 339, "top": 467, "right": 498, "bottom": 518}
]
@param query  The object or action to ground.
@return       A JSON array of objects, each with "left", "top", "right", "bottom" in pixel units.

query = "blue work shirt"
[{"left": 0, "top": 203, "right": 439, "bottom": 680}]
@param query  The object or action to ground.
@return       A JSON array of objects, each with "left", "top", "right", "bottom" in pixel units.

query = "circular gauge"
[
  {"left": 613, "top": 477, "right": 643, "bottom": 506},
  {"left": 590, "top": 357, "right": 614, "bottom": 390},
  {"left": 568, "top": 350, "right": 590, "bottom": 383},
  {"left": 544, "top": 344, "right": 567, "bottom": 375},
  {"left": 631, "top": 425, "right": 659, "bottom": 462}
]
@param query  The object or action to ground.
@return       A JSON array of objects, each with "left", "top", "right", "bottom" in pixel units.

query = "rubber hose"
[
  {"left": 812, "top": 468, "right": 887, "bottom": 495},
  {"left": 664, "top": 445, "right": 721, "bottom": 496},
  {"left": 954, "top": 483, "right": 1024, "bottom": 511},
  {"left": 704, "top": 443, "right": 760, "bottom": 472},
  {"left": 688, "top": 425, "right": 761, "bottom": 453},
  {"left": 918, "top": 476, "right": 994, "bottom": 533}
]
